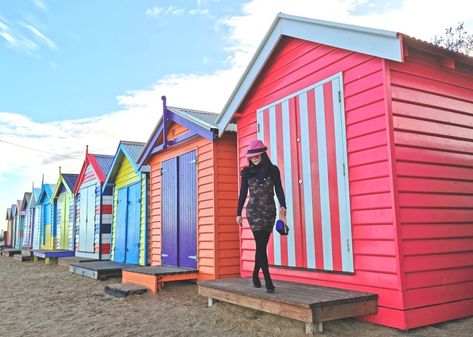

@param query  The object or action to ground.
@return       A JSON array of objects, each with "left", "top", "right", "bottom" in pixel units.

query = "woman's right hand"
[{"left": 236, "top": 216, "right": 243, "bottom": 226}]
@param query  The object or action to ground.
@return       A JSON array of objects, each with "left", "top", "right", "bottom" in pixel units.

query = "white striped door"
[{"left": 257, "top": 73, "right": 353, "bottom": 273}]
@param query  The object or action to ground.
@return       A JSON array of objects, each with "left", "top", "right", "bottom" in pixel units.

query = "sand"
[{"left": 0, "top": 255, "right": 472, "bottom": 337}]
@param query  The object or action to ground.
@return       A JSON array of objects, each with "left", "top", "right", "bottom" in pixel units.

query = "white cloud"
[
  {"left": 0, "top": 19, "right": 19, "bottom": 47},
  {"left": 0, "top": 16, "right": 57, "bottom": 54},
  {"left": 189, "top": 9, "right": 209, "bottom": 16},
  {"left": 146, "top": 5, "right": 210, "bottom": 17},
  {"left": 2, "top": 0, "right": 472, "bottom": 230},
  {"left": 33, "top": 0, "right": 48, "bottom": 12},
  {"left": 146, "top": 6, "right": 185, "bottom": 17},
  {"left": 21, "top": 22, "right": 57, "bottom": 50},
  {"left": 145, "top": 7, "right": 165, "bottom": 17}
]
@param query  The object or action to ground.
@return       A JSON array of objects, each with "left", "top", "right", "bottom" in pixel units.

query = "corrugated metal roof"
[
  {"left": 32, "top": 187, "right": 41, "bottom": 201},
  {"left": 62, "top": 174, "right": 79, "bottom": 191},
  {"left": 94, "top": 155, "right": 114, "bottom": 176},
  {"left": 121, "top": 141, "right": 145, "bottom": 162},
  {"left": 21, "top": 192, "right": 32, "bottom": 210},
  {"left": 402, "top": 34, "right": 473, "bottom": 66},
  {"left": 168, "top": 106, "right": 237, "bottom": 132},
  {"left": 38, "top": 184, "right": 56, "bottom": 203}
]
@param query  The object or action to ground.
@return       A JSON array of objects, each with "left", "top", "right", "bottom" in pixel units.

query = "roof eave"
[{"left": 216, "top": 12, "right": 403, "bottom": 136}]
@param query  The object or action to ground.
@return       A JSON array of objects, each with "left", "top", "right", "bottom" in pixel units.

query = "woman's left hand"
[{"left": 279, "top": 207, "right": 287, "bottom": 219}]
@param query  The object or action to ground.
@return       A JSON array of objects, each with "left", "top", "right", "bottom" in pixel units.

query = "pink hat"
[{"left": 246, "top": 140, "right": 267, "bottom": 158}]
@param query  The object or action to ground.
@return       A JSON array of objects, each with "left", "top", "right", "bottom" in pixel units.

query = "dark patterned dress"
[{"left": 246, "top": 176, "right": 277, "bottom": 233}]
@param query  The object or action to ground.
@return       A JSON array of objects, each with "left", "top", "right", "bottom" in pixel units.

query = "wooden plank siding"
[
  {"left": 55, "top": 192, "right": 73, "bottom": 250},
  {"left": 214, "top": 133, "right": 240, "bottom": 278},
  {"left": 76, "top": 163, "right": 113, "bottom": 259},
  {"left": 389, "top": 47, "right": 473, "bottom": 327},
  {"left": 148, "top": 122, "right": 239, "bottom": 280},
  {"left": 234, "top": 37, "right": 403, "bottom": 325}
]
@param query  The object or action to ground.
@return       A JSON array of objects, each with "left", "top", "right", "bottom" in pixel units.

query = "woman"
[{"left": 236, "top": 139, "right": 287, "bottom": 293}]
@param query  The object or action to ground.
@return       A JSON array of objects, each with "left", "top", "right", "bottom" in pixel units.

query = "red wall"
[
  {"left": 388, "top": 46, "right": 473, "bottom": 328},
  {"left": 236, "top": 37, "right": 404, "bottom": 327}
]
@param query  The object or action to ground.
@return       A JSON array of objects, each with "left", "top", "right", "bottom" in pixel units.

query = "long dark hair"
[{"left": 241, "top": 152, "right": 276, "bottom": 178}]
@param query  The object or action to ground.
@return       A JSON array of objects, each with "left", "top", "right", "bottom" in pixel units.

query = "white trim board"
[{"left": 216, "top": 13, "right": 402, "bottom": 136}]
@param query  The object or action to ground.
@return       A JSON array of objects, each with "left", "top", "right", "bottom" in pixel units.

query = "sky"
[{"left": 1, "top": 0, "right": 472, "bottom": 231}]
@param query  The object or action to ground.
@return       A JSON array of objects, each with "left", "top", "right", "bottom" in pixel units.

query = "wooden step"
[
  {"left": 104, "top": 283, "right": 148, "bottom": 298},
  {"left": 122, "top": 265, "right": 198, "bottom": 294},
  {"left": 70, "top": 261, "right": 132, "bottom": 280},
  {"left": 13, "top": 254, "right": 32, "bottom": 262},
  {"left": 198, "top": 278, "right": 378, "bottom": 335}
]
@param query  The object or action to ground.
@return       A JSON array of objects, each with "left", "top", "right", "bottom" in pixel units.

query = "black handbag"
[{"left": 275, "top": 219, "right": 289, "bottom": 236}]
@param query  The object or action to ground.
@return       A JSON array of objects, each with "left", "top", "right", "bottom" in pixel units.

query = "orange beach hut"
[{"left": 122, "top": 97, "right": 240, "bottom": 293}]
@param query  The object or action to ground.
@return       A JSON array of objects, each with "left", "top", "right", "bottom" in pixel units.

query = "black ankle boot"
[
  {"left": 266, "top": 286, "right": 275, "bottom": 293},
  {"left": 265, "top": 279, "right": 275, "bottom": 293},
  {"left": 252, "top": 275, "right": 261, "bottom": 288}
]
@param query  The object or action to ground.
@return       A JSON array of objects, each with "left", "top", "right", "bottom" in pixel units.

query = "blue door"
[
  {"left": 161, "top": 151, "right": 197, "bottom": 268},
  {"left": 125, "top": 182, "right": 141, "bottom": 264},
  {"left": 178, "top": 151, "right": 197, "bottom": 269},
  {"left": 161, "top": 157, "right": 178, "bottom": 266},
  {"left": 114, "top": 187, "right": 127, "bottom": 262}
]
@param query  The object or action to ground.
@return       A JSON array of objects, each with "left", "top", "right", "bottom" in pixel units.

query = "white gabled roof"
[{"left": 216, "top": 13, "right": 403, "bottom": 136}]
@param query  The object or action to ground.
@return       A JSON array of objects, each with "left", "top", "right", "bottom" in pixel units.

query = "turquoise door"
[
  {"left": 125, "top": 182, "right": 141, "bottom": 264},
  {"left": 114, "top": 187, "right": 127, "bottom": 262}
]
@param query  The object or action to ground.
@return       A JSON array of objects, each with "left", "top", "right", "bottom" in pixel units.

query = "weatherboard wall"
[
  {"left": 75, "top": 163, "right": 112, "bottom": 259},
  {"left": 148, "top": 123, "right": 239, "bottom": 280},
  {"left": 232, "top": 33, "right": 473, "bottom": 329},
  {"left": 234, "top": 36, "right": 402, "bottom": 327},
  {"left": 387, "top": 47, "right": 473, "bottom": 328},
  {"left": 55, "top": 191, "right": 74, "bottom": 250}
]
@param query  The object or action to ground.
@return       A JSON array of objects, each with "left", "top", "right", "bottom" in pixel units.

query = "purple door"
[
  {"left": 178, "top": 151, "right": 197, "bottom": 269},
  {"left": 161, "top": 151, "right": 197, "bottom": 268},
  {"left": 161, "top": 157, "right": 178, "bottom": 266}
]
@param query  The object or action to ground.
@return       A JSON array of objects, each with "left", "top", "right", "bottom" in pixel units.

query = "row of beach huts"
[{"left": 1, "top": 14, "right": 472, "bottom": 334}]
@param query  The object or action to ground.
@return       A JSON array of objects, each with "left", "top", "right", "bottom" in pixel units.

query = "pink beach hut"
[{"left": 215, "top": 13, "right": 473, "bottom": 330}]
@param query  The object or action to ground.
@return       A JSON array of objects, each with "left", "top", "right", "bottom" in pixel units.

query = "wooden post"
[
  {"left": 304, "top": 322, "right": 323, "bottom": 335},
  {"left": 305, "top": 323, "right": 315, "bottom": 335}
]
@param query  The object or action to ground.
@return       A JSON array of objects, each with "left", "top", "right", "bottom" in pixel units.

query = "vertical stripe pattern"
[{"left": 255, "top": 75, "right": 353, "bottom": 273}]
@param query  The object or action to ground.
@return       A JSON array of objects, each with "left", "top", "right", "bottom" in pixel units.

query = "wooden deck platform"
[
  {"left": 70, "top": 261, "right": 138, "bottom": 280},
  {"left": 122, "top": 265, "right": 199, "bottom": 294},
  {"left": 33, "top": 249, "right": 75, "bottom": 264},
  {"left": 2, "top": 249, "right": 21, "bottom": 257},
  {"left": 21, "top": 249, "right": 33, "bottom": 257},
  {"left": 13, "top": 254, "right": 33, "bottom": 262},
  {"left": 58, "top": 256, "right": 96, "bottom": 267},
  {"left": 198, "top": 278, "right": 378, "bottom": 335}
]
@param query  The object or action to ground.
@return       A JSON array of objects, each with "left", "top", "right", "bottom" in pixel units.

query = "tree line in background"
[{"left": 433, "top": 22, "right": 473, "bottom": 56}]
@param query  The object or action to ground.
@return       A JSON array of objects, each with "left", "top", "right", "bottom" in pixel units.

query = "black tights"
[{"left": 252, "top": 230, "right": 274, "bottom": 289}]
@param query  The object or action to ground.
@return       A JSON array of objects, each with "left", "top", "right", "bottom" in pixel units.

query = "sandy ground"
[{"left": 0, "top": 255, "right": 472, "bottom": 337}]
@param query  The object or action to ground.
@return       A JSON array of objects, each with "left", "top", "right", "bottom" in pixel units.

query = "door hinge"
[
  {"left": 160, "top": 167, "right": 167, "bottom": 175},
  {"left": 347, "top": 239, "right": 351, "bottom": 253},
  {"left": 257, "top": 123, "right": 260, "bottom": 133},
  {"left": 338, "top": 91, "right": 342, "bottom": 102},
  {"left": 189, "top": 158, "right": 197, "bottom": 164}
]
